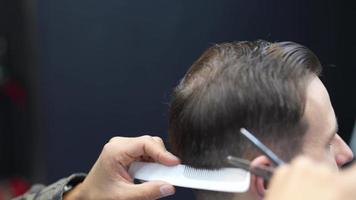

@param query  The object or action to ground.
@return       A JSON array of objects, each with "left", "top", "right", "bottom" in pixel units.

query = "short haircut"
[{"left": 169, "top": 40, "right": 322, "bottom": 169}]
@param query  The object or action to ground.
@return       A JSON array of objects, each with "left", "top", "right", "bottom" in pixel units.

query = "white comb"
[{"left": 128, "top": 161, "right": 251, "bottom": 193}]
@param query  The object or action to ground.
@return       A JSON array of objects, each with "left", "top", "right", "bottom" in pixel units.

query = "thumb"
[{"left": 128, "top": 181, "right": 176, "bottom": 200}]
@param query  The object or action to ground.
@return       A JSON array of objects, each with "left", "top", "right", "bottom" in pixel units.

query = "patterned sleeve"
[{"left": 13, "top": 174, "right": 86, "bottom": 200}]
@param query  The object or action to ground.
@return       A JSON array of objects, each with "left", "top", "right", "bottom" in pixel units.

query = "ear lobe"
[{"left": 250, "top": 155, "right": 272, "bottom": 198}]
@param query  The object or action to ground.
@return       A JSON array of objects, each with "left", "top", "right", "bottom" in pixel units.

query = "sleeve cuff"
[{"left": 28, "top": 173, "right": 86, "bottom": 200}]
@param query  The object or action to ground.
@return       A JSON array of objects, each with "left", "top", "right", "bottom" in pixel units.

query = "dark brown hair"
[{"left": 169, "top": 40, "right": 322, "bottom": 170}]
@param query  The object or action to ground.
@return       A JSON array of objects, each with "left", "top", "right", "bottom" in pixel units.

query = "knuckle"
[
  {"left": 108, "top": 136, "right": 121, "bottom": 143},
  {"left": 102, "top": 144, "right": 110, "bottom": 155},
  {"left": 140, "top": 135, "right": 156, "bottom": 144},
  {"left": 153, "top": 136, "right": 164, "bottom": 144},
  {"left": 141, "top": 135, "right": 152, "bottom": 140},
  {"left": 102, "top": 142, "right": 115, "bottom": 155}
]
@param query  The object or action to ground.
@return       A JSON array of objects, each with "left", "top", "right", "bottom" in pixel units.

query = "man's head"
[{"left": 168, "top": 40, "right": 353, "bottom": 199}]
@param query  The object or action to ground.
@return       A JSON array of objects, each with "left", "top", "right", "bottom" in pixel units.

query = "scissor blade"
[{"left": 226, "top": 155, "right": 274, "bottom": 180}]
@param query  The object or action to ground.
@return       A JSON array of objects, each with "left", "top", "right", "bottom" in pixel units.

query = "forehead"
[{"left": 302, "top": 77, "right": 337, "bottom": 151}]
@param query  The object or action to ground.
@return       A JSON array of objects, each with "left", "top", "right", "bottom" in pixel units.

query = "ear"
[{"left": 250, "top": 155, "right": 272, "bottom": 199}]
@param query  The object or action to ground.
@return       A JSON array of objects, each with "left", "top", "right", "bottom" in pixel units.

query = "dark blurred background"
[{"left": 0, "top": 0, "right": 355, "bottom": 199}]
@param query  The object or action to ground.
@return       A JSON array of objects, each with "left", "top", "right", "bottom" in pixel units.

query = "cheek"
[
  {"left": 301, "top": 145, "right": 338, "bottom": 169},
  {"left": 324, "top": 146, "right": 338, "bottom": 169}
]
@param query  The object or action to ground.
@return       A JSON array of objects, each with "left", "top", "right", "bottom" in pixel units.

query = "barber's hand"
[
  {"left": 64, "top": 135, "right": 180, "bottom": 200},
  {"left": 265, "top": 156, "right": 356, "bottom": 200}
]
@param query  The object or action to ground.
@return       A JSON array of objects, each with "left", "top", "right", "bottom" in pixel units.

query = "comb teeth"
[
  {"left": 183, "top": 166, "right": 248, "bottom": 182},
  {"left": 184, "top": 166, "right": 224, "bottom": 180},
  {"left": 129, "top": 161, "right": 251, "bottom": 193}
]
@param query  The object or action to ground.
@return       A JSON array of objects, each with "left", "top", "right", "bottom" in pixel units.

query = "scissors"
[{"left": 227, "top": 128, "right": 285, "bottom": 180}]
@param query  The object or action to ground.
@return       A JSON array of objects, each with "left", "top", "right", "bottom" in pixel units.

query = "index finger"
[{"left": 111, "top": 135, "right": 180, "bottom": 167}]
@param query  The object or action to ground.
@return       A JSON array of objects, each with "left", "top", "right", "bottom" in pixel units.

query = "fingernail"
[{"left": 160, "top": 184, "right": 175, "bottom": 197}]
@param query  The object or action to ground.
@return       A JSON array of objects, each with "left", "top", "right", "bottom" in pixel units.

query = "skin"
[
  {"left": 265, "top": 156, "right": 356, "bottom": 200},
  {"left": 237, "top": 76, "right": 354, "bottom": 200},
  {"left": 63, "top": 135, "right": 180, "bottom": 200},
  {"left": 264, "top": 77, "right": 355, "bottom": 200},
  {"left": 301, "top": 77, "right": 353, "bottom": 168},
  {"left": 63, "top": 76, "right": 352, "bottom": 200}
]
